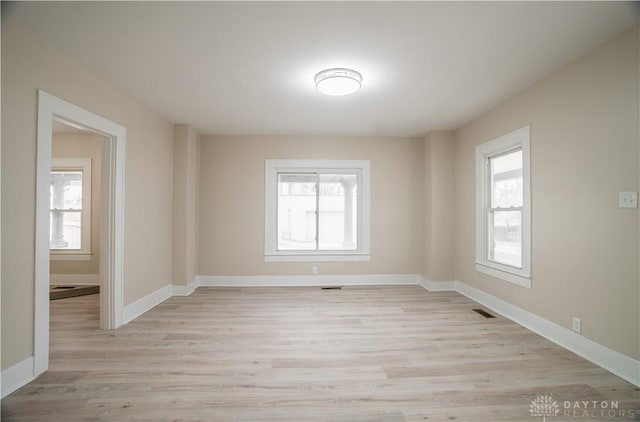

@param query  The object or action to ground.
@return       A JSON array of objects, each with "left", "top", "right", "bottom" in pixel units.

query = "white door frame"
[{"left": 35, "top": 90, "right": 126, "bottom": 376}]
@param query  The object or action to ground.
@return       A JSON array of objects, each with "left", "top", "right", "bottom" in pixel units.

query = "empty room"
[{"left": 1, "top": 2, "right": 639, "bottom": 421}]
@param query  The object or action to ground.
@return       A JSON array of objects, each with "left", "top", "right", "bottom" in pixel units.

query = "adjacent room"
[{"left": 1, "top": 2, "right": 639, "bottom": 421}]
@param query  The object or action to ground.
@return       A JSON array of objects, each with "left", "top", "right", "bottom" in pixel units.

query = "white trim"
[
  {"left": 123, "top": 284, "right": 173, "bottom": 324},
  {"left": 35, "top": 93, "right": 53, "bottom": 377},
  {"left": 475, "top": 126, "right": 531, "bottom": 288},
  {"left": 100, "top": 122, "right": 126, "bottom": 330},
  {"left": 264, "top": 254, "right": 371, "bottom": 262},
  {"left": 1, "top": 357, "right": 35, "bottom": 399},
  {"left": 172, "top": 278, "right": 198, "bottom": 296},
  {"left": 49, "top": 252, "right": 92, "bottom": 261},
  {"left": 36, "top": 90, "right": 126, "bottom": 378},
  {"left": 419, "top": 277, "right": 456, "bottom": 292},
  {"left": 264, "top": 159, "right": 371, "bottom": 260},
  {"left": 198, "top": 274, "right": 420, "bottom": 287},
  {"left": 50, "top": 273, "right": 100, "bottom": 285},
  {"left": 454, "top": 280, "right": 640, "bottom": 387}
]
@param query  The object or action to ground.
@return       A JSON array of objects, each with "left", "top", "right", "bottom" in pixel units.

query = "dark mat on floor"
[{"left": 50, "top": 285, "right": 100, "bottom": 300}]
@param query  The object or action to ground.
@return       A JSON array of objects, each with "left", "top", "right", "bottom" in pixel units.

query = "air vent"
[
  {"left": 321, "top": 286, "right": 342, "bottom": 290},
  {"left": 473, "top": 308, "right": 496, "bottom": 319}
]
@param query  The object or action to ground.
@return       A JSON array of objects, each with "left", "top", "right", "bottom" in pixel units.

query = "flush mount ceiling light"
[{"left": 314, "top": 68, "right": 362, "bottom": 96}]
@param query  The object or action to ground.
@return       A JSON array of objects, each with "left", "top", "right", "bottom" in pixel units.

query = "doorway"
[
  {"left": 35, "top": 90, "right": 125, "bottom": 376},
  {"left": 49, "top": 120, "right": 103, "bottom": 325}
]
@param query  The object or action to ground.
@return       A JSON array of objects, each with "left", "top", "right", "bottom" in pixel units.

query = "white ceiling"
[{"left": 6, "top": 2, "right": 639, "bottom": 137}]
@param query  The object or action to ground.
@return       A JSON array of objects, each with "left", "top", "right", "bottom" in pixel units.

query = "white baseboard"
[
  {"left": 197, "top": 274, "right": 421, "bottom": 287},
  {"left": 419, "top": 277, "right": 456, "bottom": 291},
  {"left": 122, "top": 284, "right": 172, "bottom": 324},
  {"left": 50, "top": 273, "right": 99, "bottom": 285},
  {"left": 172, "top": 278, "right": 198, "bottom": 296},
  {"left": 1, "top": 357, "right": 34, "bottom": 399},
  {"left": 454, "top": 280, "right": 640, "bottom": 387}
]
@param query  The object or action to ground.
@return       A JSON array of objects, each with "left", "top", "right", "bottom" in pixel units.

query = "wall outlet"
[
  {"left": 572, "top": 317, "right": 581, "bottom": 333},
  {"left": 312, "top": 266, "right": 318, "bottom": 274},
  {"left": 619, "top": 192, "right": 638, "bottom": 208}
]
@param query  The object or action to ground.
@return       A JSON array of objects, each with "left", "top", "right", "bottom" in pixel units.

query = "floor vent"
[
  {"left": 321, "top": 286, "right": 342, "bottom": 290},
  {"left": 473, "top": 308, "right": 496, "bottom": 319}
]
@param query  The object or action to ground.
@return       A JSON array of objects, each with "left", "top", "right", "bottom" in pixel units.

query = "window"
[
  {"left": 50, "top": 158, "right": 92, "bottom": 261},
  {"left": 475, "top": 127, "right": 531, "bottom": 288},
  {"left": 265, "top": 159, "right": 370, "bottom": 262}
]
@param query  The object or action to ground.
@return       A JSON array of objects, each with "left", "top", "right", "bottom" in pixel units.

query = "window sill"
[
  {"left": 475, "top": 262, "right": 531, "bottom": 289},
  {"left": 265, "top": 254, "right": 371, "bottom": 263},
  {"left": 50, "top": 252, "right": 92, "bottom": 262}
]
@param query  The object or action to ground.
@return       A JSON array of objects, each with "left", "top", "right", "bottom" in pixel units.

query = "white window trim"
[
  {"left": 265, "top": 159, "right": 371, "bottom": 262},
  {"left": 475, "top": 126, "right": 531, "bottom": 289},
  {"left": 50, "top": 158, "right": 92, "bottom": 261}
]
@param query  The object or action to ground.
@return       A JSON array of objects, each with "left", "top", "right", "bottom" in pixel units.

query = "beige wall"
[
  {"left": 198, "top": 135, "right": 423, "bottom": 276},
  {"left": 51, "top": 133, "right": 103, "bottom": 276},
  {"left": 422, "top": 131, "right": 455, "bottom": 282},
  {"left": 1, "top": 18, "right": 174, "bottom": 369},
  {"left": 454, "top": 27, "right": 639, "bottom": 359},
  {"left": 173, "top": 125, "right": 200, "bottom": 286}
]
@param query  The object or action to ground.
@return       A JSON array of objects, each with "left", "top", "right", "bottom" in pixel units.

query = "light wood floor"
[{"left": 2, "top": 286, "right": 638, "bottom": 421}]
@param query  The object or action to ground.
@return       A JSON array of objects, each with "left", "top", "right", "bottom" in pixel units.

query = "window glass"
[
  {"left": 49, "top": 211, "right": 82, "bottom": 249},
  {"left": 50, "top": 170, "right": 83, "bottom": 250},
  {"left": 489, "top": 210, "right": 522, "bottom": 268},
  {"left": 277, "top": 173, "right": 317, "bottom": 251},
  {"left": 490, "top": 150, "right": 523, "bottom": 208},
  {"left": 488, "top": 149, "right": 523, "bottom": 268},
  {"left": 319, "top": 174, "right": 358, "bottom": 250}
]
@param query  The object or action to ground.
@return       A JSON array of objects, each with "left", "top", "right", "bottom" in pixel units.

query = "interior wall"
[
  {"left": 422, "top": 131, "right": 455, "bottom": 282},
  {"left": 172, "top": 124, "right": 200, "bottom": 286},
  {"left": 50, "top": 133, "right": 103, "bottom": 276},
  {"left": 422, "top": 137, "right": 432, "bottom": 280},
  {"left": 198, "top": 135, "right": 423, "bottom": 276},
  {"left": 454, "top": 26, "right": 639, "bottom": 360},
  {"left": 1, "top": 18, "right": 174, "bottom": 370}
]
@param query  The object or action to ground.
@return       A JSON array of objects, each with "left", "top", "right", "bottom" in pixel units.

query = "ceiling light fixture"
[{"left": 314, "top": 68, "right": 362, "bottom": 96}]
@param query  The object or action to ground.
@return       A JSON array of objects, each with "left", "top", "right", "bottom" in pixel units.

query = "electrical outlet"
[
  {"left": 572, "top": 317, "right": 581, "bottom": 334},
  {"left": 312, "top": 266, "right": 318, "bottom": 274},
  {"left": 619, "top": 192, "right": 638, "bottom": 208}
]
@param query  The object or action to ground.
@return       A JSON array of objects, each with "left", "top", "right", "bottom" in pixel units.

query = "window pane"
[
  {"left": 490, "top": 150, "right": 522, "bottom": 208},
  {"left": 489, "top": 210, "right": 522, "bottom": 268},
  {"left": 50, "top": 171, "right": 83, "bottom": 210},
  {"left": 277, "top": 173, "right": 317, "bottom": 250},
  {"left": 50, "top": 170, "right": 83, "bottom": 250},
  {"left": 319, "top": 174, "right": 358, "bottom": 250},
  {"left": 50, "top": 211, "right": 81, "bottom": 249}
]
